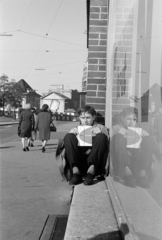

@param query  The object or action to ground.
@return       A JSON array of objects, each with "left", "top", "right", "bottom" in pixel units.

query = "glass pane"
[{"left": 107, "top": 0, "right": 162, "bottom": 239}]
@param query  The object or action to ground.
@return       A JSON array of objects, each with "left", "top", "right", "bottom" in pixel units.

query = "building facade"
[
  {"left": 40, "top": 92, "right": 71, "bottom": 113},
  {"left": 86, "top": 0, "right": 108, "bottom": 124},
  {"left": 23, "top": 91, "right": 41, "bottom": 110}
]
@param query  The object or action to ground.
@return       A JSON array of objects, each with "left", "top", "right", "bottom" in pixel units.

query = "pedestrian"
[
  {"left": 35, "top": 104, "right": 52, "bottom": 152},
  {"left": 12, "top": 110, "right": 16, "bottom": 122},
  {"left": 57, "top": 105, "right": 109, "bottom": 185},
  {"left": 29, "top": 107, "right": 37, "bottom": 147},
  {"left": 18, "top": 103, "right": 34, "bottom": 151}
]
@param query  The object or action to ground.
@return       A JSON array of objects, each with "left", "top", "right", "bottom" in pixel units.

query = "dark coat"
[
  {"left": 154, "top": 113, "right": 162, "bottom": 142},
  {"left": 19, "top": 109, "right": 34, "bottom": 138},
  {"left": 55, "top": 139, "right": 72, "bottom": 181},
  {"left": 35, "top": 111, "right": 52, "bottom": 140}
]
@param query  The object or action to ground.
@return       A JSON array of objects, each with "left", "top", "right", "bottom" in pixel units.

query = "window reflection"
[
  {"left": 109, "top": 0, "right": 162, "bottom": 190},
  {"left": 107, "top": 1, "right": 162, "bottom": 238}
]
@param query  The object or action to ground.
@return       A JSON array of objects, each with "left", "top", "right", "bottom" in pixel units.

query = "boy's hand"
[
  {"left": 118, "top": 127, "right": 128, "bottom": 136},
  {"left": 141, "top": 129, "right": 149, "bottom": 137},
  {"left": 91, "top": 127, "right": 101, "bottom": 136},
  {"left": 69, "top": 127, "right": 79, "bottom": 135}
]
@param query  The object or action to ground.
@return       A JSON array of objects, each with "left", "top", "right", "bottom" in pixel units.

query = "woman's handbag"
[
  {"left": 18, "top": 125, "right": 21, "bottom": 136},
  {"left": 50, "top": 123, "right": 57, "bottom": 132}
]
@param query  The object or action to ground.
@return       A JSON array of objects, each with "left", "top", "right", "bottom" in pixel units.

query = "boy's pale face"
[
  {"left": 79, "top": 112, "right": 95, "bottom": 126},
  {"left": 121, "top": 113, "right": 137, "bottom": 129}
]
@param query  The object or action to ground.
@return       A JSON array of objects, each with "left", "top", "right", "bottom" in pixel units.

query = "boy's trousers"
[{"left": 64, "top": 133, "right": 109, "bottom": 176}]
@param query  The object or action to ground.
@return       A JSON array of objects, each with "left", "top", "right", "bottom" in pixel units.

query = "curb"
[
  {"left": 105, "top": 177, "right": 139, "bottom": 240},
  {"left": 0, "top": 122, "right": 18, "bottom": 126}
]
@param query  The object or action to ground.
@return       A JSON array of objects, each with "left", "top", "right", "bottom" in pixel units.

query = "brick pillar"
[{"left": 86, "top": 0, "right": 108, "bottom": 124}]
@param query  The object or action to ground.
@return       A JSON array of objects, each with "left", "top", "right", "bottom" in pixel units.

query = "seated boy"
[
  {"left": 110, "top": 106, "right": 155, "bottom": 188},
  {"left": 64, "top": 105, "right": 109, "bottom": 185}
]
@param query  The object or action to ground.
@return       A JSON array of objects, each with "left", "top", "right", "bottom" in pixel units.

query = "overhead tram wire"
[
  {"left": 0, "top": 61, "right": 85, "bottom": 70},
  {"left": 19, "top": 0, "right": 34, "bottom": 30},
  {"left": 45, "top": 0, "right": 64, "bottom": 35},
  {"left": 0, "top": 49, "right": 87, "bottom": 52},
  {"left": 17, "top": 30, "right": 86, "bottom": 47},
  {"left": 25, "top": 0, "right": 65, "bottom": 78}
]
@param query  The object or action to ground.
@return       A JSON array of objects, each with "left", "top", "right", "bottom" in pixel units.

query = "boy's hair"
[
  {"left": 78, "top": 105, "right": 96, "bottom": 116},
  {"left": 121, "top": 106, "right": 138, "bottom": 118}
]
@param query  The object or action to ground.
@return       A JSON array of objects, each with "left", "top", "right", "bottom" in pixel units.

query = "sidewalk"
[
  {"left": 0, "top": 116, "right": 18, "bottom": 125},
  {"left": 0, "top": 135, "right": 72, "bottom": 240}
]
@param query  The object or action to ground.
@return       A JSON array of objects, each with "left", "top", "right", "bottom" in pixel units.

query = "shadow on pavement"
[
  {"left": 136, "top": 232, "right": 161, "bottom": 240},
  {"left": 36, "top": 143, "right": 58, "bottom": 147},
  {"left": 0, "top": 146, "right": 15, "bottom": 149},
  {"left": 87, "top": 230, "right": 121, "bottom": 240}
]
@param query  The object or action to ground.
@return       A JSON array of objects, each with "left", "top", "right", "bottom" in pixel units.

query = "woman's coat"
[
  {"left": 35, "top": 111, "right": 52, "bottom": 140},
  {"left": 19, "top": 109, "right": 34, "bottom": 138}
]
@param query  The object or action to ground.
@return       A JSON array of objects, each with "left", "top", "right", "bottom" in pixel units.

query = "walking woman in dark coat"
[
  {"left": 35, "top": 104, "right": 52, "bottom": 152},
  {"left": 18, "top": 103, "right": 34, "bottom": 151}
]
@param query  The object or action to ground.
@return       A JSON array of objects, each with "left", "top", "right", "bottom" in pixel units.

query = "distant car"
[
  {"left": 65, "top": 109, "right": 77, "bottom": 116},
  {"left": 65, "top": 109, "right": 79, "bottom": 121}
]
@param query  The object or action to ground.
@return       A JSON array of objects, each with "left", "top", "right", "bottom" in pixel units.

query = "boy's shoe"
[
  {"left": 69, "top": 173, "right": 82, "bottom": 185},
  {"left": 124, "top": 175, "right": 136, "bottom": 188},
  {"left": 136, "top": 173, "right": 150, "bottom": 188},
  {"left": 42, "top": 147, "right": 45, "bottom": 153},
  {"left": 84, "top": 173, "right": 94, "bottom": 185}
]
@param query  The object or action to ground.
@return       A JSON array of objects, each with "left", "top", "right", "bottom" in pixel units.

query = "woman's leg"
[
  {"left": 44, "top": 140, "right": 47, "bottom": 147},
  {"left": 42, "top": 140, "right": 47, "bottom": 152},
  {"left": 22, "top": 138, "right": 27, "bottom": 151},
  {"left": 22, "top": 138, "right": 25, "bottom": 148},
  {"left": 27, "top": 138, "right": 30, "bottom": 146}
]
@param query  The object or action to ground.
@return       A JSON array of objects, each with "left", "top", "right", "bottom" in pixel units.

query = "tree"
[
  {"left": 0, "top": 74, "right": 9, "bottom": 84},
  {"left": 0, "top": 74, "right": 24, "bottom": 115},
  {"left": 0, "top": 74, "right": 9, "bottom": 114}
]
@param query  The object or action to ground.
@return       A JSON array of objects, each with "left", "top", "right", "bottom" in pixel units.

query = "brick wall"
[{"left": 86, "top": 0, "right": 108, "bottom": 124}]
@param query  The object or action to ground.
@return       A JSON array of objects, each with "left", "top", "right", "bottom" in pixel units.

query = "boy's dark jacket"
[{"left": 55, "top": 139, "right": 72, "bottom": 181}]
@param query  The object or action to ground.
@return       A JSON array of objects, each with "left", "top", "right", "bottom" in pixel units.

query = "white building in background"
[{"left": 40, "top": 92, "right": 71, "bottom": 113}]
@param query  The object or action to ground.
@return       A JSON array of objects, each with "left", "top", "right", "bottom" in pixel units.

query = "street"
[
  {"left": 0, "top": 125, "right": 19, "bottom": 144},
  {"left": 0, "top": 119, "right": 77, "bottom": 144},
  {"left": 0, "top": 120, "right": 78, "bottom": 240},
  {"left": 1, "top": 122, "right": 161, "bottom": 207}
]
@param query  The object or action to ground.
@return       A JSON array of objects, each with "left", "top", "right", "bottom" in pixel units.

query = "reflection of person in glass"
[
  {"left": 110, "top": 106, "right": 155, "bottom": 188},
  {"left": 154, "top": 104, "right": 162, "bottom": 161}
]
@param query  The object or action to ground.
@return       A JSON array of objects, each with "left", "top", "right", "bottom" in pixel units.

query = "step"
[{"left": 64, "top": 180, "right": 122, "bottom": 240}]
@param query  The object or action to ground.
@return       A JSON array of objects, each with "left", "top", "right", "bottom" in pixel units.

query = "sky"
[{"left": 0, "top": 0, "right": 88, "bottom": 95}]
